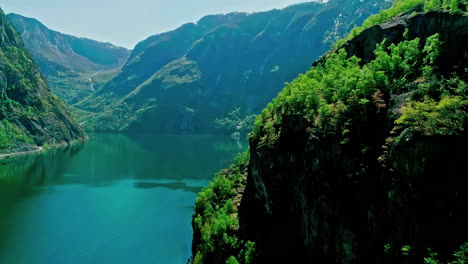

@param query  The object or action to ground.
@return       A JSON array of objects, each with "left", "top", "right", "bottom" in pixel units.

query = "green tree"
[
  {"left": 425, "top": 0, "right": 442, "bottom": 10},
  {"left": 215, "top": 108, "right": 256, "bottom": 135},
  {"left": 424, "top": 243, "right": 468, "bottom": 264},
  {"left": 226, "top": 256, "right": 240, "bottom": 264},
  {"left": 449, "top": 0, "right": 460, "bottom": 13}
]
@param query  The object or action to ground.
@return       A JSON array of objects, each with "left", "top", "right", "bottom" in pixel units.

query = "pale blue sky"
[{"left": 1, "top": 0, "right": 310, "bottom": 49}]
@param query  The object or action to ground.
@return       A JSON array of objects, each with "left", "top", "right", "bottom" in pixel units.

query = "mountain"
[
  {"left": 192, "top": 0, "right": 468, "bottom": 263},
  {"left": 76, "top": 0, "right": 392, "bottom": 133},
  {"left": 7, "top": 13, "right": 130, "bottom": 104},
  {"left": 0, "top": 8, "right": 85, "bottom": 154}
]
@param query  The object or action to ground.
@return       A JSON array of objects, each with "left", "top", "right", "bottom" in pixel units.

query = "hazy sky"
[{"left": 1, "top": 0, "right": 310, "bottom": 49}]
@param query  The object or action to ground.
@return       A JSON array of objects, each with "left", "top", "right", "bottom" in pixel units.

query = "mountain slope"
[
  {"left": 0, "top": 8, "right": 85, "bottom": 154},
  {"left": 7, "top": 13, "right": 130, "bottom": 103},
  {"left": 76, "top": 0, "right": 392, "bottom": 133},
  {"left": 192, "top": 0, "right": 468, "bottom": 263}
]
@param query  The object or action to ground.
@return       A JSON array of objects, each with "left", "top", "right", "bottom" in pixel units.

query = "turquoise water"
[{"left": 0, "top": 133, "right": 245, "bottom": 264}]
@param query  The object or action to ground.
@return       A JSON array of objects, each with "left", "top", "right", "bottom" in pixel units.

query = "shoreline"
[
  {"left": 0, "top": 137, "right": 88, "bottom": 161},
  {"left": 0, "top": 146, "right": 44, "bottom": 160}
]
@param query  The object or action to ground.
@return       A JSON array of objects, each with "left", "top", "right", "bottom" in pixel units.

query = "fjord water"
[{"left": 0, "top": 133, "right": 245, "bottom": 264}]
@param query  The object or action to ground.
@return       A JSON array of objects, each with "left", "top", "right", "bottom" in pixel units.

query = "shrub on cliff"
[
  {"left": 192, "top": 152, "right": 255, "bottom": 264},
  {"left": 192, "top": 0, "right": 468, "bottom": 262},
  {"left": 252, "top": 31, "right": 467, "bottom": 147},
  {"left": 346, "top": 0, "right": 467, "bottom": 40},
  {"left": 425, "top": 242, "right": 468, "bottom": 264}
]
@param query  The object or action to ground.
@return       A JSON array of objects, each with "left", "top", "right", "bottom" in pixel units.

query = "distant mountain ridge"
[
  {"left": 7, "top": 13, "right": 130, "bottom": 74},
  {"left": 7, "top": 13, "right": 130, "bottom": 104},
  {"left": 76, "top": 0, "right": 392, "bottom": 133}
]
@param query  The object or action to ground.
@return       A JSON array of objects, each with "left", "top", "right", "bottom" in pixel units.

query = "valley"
[
  {"left": 7, "top": 13, "right": 130, "bottom": 104},
  {"left": 0, "top": 0, "right": 466, "bottom": 263}
]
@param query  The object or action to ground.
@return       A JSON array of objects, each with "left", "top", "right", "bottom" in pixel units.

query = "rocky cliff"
[
  {"left": 7, "top": 14, "right": 130, "bottom": 103},
  {"left": 75, "top": 0, "right": 391, "bottom": 133},
  {"left": 192, "top": 1, "right": 468, "bottom": 263},
  {"left": 244, "top": 11, "right": 468, "bottom": 264},
  {"left": 0, "top": 8, "right": 86, "bottom": 154}
]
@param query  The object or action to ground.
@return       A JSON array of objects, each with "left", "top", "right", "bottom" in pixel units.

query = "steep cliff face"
[
  {"left": 192, "top": 2, "right": 468, "bottom": 263},
  {"left": 244, "top": 122, "right": 467, "bottom": 263},
  {"left": 76, "top": 0, "right": 391, "bottom": 133},
  {"left": 241, "top": 10, "right": 468, "bottom": 264},
  {"left": 0, "top": 9, "right": 85, "bottom": 154},
  {"left": 316, "top": 9, "right": 468, "bottom": 68},
  {"left": 7, "top": 14, "right": 130, "bottom": 103}
]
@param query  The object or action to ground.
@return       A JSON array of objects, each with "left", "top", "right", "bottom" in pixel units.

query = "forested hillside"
[
  {"left": 192, "top": 0, "right": 468, "bottom": 263},
  {"left": 0, "top": 9, "right": 85, "bottom": 154}
]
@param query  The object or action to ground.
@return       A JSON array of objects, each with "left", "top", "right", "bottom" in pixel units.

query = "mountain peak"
[{"left": 7, "top": 13, "right": 130, "bottom": 74}]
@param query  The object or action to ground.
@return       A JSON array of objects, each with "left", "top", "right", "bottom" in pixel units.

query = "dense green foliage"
[
  {"left": 425, "top": 243, "right": 468, "bottom": 264},
  {"left": 0, "top": 9, "right": 85, "bottom": 153},
  {"left": 194, "top": 1, "right": 467, "bottom": 263},
  {"left": 0, "top": 120, "right": 32, "bottom": 149},
  {"left": 0, "top": 44, "right": 48, "bottom": 150},
  {"left": 251, "top": 31, "right": 467, "bottom": 147},
  {"left": 47, "top": 69, "right": 120, "bottom": 104},
  {"left": 0, "top": 44, "right": 39, "bottom": 148},
  {"left": 192, "top": 152, "right": 256, "bottom": 264},
  {"left": 214, "top": 108, "right": 256, "bottom": 136},
  {"left": 396, "top": 95, "right": 468, "bottom": 136}
]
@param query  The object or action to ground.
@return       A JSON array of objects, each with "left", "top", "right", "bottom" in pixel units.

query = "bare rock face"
[
  {"left": 239, "top": 11, "right": 468, "bottom": 264},
  {"left": 316, "top": 11, "right": 468, "bottom": 69}
]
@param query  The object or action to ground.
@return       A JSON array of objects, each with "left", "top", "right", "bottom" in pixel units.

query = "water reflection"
[
  {"left": 0, "top": 133, "right": 245, "bottom": 264},
  {"left": 133, "top": 181, "right": 201, "bottom": 193},
  {"left": 0, "top": 133, "right": 243, "bottom": 188},
  {"left": 0, "top": 142, "right": 85, "bottom": 196}
]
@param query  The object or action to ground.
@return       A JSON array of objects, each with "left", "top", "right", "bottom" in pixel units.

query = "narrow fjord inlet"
[
  {"left": 0, "top": 0, "right": 467, "bottom": 263},
  {"left": 0, "top": 134, "right": 243, "bottom": 263}
]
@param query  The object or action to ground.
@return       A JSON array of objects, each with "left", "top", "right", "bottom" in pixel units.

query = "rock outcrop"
[
  {"left": 192, "top": 6, "right": 468, "bottom": 264},
  {"left": 316, "top": 10, "right": 468, "bottom": 70},
  {"left": 243, "top": 121, "right": 467, "bottom": 263},
  {"left": 239, "top": 10, "right": 468, "bottom": 264}
]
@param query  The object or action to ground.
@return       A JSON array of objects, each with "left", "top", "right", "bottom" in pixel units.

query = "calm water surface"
[{"left": 0, "top": 133, "right": 245, "bottom": 264}]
